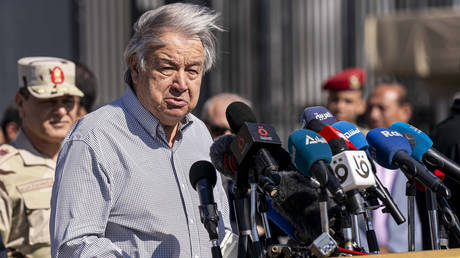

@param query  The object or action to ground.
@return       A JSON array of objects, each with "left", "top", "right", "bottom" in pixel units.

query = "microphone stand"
[
  {"left": 211, "top": 240, "right": 223, "bottom": 258},
  {"left": 257, "top": 194, "right": 273, "bottom": 245},
  {"left": 198, "top": 202, "right": 222, "bottom": 258},
  {"left": 340, "top": 208, "right": 354, "bottom": 250},
  {"left": 346, "top": 190, "right": 365, "bottom": 249},
  {"left": 310, "top": 162, "right": 331, "bottom": 234},
  {"left": 426, "top": 189, "right": 440, "bottom": 249},
  {"left": 438, "top": 196, "right": 460, "bottom": 246},
  {"left": 233, "top": 168, "right": 253, "bottom": 258},
  {"left": 351, "top": 214, "right": 361, "bottom": 248},
  {"left": 438, "top": 223, "right": 449, "bottom": 249},
  {"left": 249, "top": 174, "right": 264, "bottom": 258},
  {"left": 406, "top": 180, "right": 416, "bottom": 252},
  {"left": 318, "top": 186, "right": 330, "bottom": 234},
  {"left": 363, "top": 203, "right": 380, "bottom": 254}
]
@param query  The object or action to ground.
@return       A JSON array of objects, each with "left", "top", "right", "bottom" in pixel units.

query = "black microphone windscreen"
[
  {"left": 306, "top": 119, "right": 325, "bottom": 133},
  {"left": 210, "top": 134, "right": 237, "bottom": 178},
  {"left": 189, "top": 161, "right": 217, "bottom": 190},
  {"left": 328, "top": 138, "right": 349, "bottom": 155},
  {"left": 225, "top": 101, "right": 257, "bottom": 133},
  {"left": 272, "top": 146, "right": 297, "bottom": 171},
  {"left": 271, "top": 170, "right": 338, "bottom": 243}
]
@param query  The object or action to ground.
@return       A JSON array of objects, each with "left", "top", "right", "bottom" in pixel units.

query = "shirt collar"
[
  {"left": 11, "top": 130, "right": 56, "bottom": 169},
  {"left": 121, "top": 87, "right": 194, "bottom": 140}
]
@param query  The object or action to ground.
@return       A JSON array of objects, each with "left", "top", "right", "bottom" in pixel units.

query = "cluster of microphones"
[{"left": 188, "top": 102, "right": 460, "bottom": 258}]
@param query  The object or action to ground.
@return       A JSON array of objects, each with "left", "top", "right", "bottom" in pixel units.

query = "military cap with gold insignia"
[
  {"left": 17, "top": 57, "right": 84, "bottom": 99},
  {"left": 322, "top": 68, "right": 366, "bottom": 91}
]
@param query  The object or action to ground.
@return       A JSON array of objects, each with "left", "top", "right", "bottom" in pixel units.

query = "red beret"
[{"left": 322, "top": 68, "right": 366, "bottom": 91}]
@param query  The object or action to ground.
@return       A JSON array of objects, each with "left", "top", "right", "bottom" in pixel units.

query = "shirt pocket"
[{"left": 17, "top": 178, "right": 53, "bottom": 245}]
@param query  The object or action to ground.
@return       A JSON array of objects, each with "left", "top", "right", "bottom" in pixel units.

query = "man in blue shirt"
[{"left": 50, "top": 3, "right": 232, "bottom": 257}]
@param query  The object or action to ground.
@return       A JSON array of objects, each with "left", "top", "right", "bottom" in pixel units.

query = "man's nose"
[
  {"left": 337, "top": 100, "right": 347, "bottom": 109},
  {"left": 172, "top": 70, "right": 187, "bottom": 92},
  {"left": 54, "top": 105, "right": 68, "bottom": 116},
  {"left": 368, "top": 107, "right": 380, "bottom": 122}
]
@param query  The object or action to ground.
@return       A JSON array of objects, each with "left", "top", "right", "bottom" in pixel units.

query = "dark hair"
[
  {"left": 1, "top": 104, "right": 21, "bottom": 137},
  {"left": 75, "top": 61, "right": 97, "bottom": 112}
]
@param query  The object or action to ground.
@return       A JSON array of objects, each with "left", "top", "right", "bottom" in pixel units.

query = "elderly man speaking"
[{"left": 50, "top": 3, "right": 232, "bottom": 257}]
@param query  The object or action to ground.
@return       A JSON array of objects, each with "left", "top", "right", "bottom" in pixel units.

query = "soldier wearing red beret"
[{"left": 323, "top": 68, "right": 368, "bottom": 133}]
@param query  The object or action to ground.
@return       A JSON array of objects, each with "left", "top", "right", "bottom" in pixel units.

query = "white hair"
[{"left": 123, "top": 3, "right": 222, "bottom": 85}]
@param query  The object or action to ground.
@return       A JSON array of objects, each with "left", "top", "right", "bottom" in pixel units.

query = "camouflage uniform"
[{"left": 0, "top": 131, "right": 55, "bottom": 257}]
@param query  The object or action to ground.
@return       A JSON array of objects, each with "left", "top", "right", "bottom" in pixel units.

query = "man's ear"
[
  {"left": 129, "top": 56, "right": 140, "bottom": 86},
  {"left": 400, "top": 103, "right": 412, "bottom": 123},
  {"left": 5, "top": 122, "right": 19, "bottom": 141},
  {"left": 14, "top": 92, "right": 26, "bottom": 119}
]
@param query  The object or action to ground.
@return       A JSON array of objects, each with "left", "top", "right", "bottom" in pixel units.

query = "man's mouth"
[
  {"left": 165, "top": 98, "right": 187, "bottom": 107},
  {"left": 50, "top": 120, "right": 68, "bottom": 127}
]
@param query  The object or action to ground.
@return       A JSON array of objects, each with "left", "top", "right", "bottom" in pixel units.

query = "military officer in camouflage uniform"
[{"left": 0, "top": 57, "right": 83, "bottom": 257}]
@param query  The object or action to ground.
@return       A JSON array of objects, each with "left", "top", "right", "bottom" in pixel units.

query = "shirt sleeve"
[{"left": 50, "top": 139, "right": 125, "bottom": 257}]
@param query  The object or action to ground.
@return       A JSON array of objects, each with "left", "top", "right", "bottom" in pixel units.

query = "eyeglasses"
[{"left": 207, "top": 123, "right": 232, "bottom": 137}]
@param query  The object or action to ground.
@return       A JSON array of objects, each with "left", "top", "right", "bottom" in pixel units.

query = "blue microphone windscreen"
[
  {"left": 300, "top": 106, "right": 336, "bottom": 128},
  {"left": 332, "top": 121, "right": 368, "bottom": 150},
  {"left": 366, "top": 128, "right": 412, "bottom": 169},
  {"left": 389, "top": 122, "right": 433, "bottom": 162},
  {"left": 288, "top": 129, "right": 332, "bottom": 176}
]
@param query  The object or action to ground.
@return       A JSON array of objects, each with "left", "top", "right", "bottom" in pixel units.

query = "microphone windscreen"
[
  {"left": 189, "top": 160, "right": 217, "bottom": 190},
  {"left": 366, "top": 128, "right": 412, "bottom": 169},
  {"left": 288, "top": 129, "right": 332, "bottom": 176},
  {"left": 389, "top": 121, "right": 433, "bottom": 162},
  {"left": 225, "top": 101, "right": 257, "bottom": 133},
  {"left": 270, "top": 170, "right": 328, "bottom": 243},
  {"left": 327, "top": 138, "right": 348, "bottom": 155},
  {"left": 332, "top": 121, "right": 369, "bottom": 150},
  {"left": 272, "top": 146, "right": 298, "bottom": 171},
  {"left": 210, "top": 134, "right": 238, "bottom": 179},
  {"left": 305, "top": 118, "right": 326, "bottom": 133},
  {"left": 301, "top": 106, "right": 336, "bottom": 128}
]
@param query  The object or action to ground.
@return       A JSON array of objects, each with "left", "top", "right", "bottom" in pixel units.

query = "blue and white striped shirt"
[{"left": 50, "top": 87, "right": 231, "bottom": 257}]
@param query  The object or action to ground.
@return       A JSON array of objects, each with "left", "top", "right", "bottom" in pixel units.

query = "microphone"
[
  {"left": 225, "top": 102, "right": 283, "bottom": 189},
  {"left": 327, "top": 144, "right": 373, "bottom": 215},
  {"left": 301, "top": 106, "right": 357, "bottom": 151},
  {"left": 332, "top": 121, "right": 406, "bottom": 225},
  {"left": 210, "top": 136, "right": 331, "bottom": 243},
  {"left": 288, "top": 129, "right": 345, "bottom": 202},
  {"left": 390, "top": 121, "right": 460, "bottom": 184},
  {"left": 269, "top": 170, "right": 337, "bottom": 244},
  {"left": 189, "top": 160, "right": 223, "bottom": 258},
  {"left": 332, "top": 121, "right": 368, "bottom": 151},
  {"left": 210, "top": 134, "right": 239, "bottom": 179},
  {"left": 366, "top": 128, "right": 451, "bottom": 199},
  {"left": 304, "top": 120, "right": 357, "bottom": 152},
  {"left": 210, "top": 134, "right": 293, "bottom": 187},
  {"left": 300, "top": 106, "right": 337, "bottom": 128}
]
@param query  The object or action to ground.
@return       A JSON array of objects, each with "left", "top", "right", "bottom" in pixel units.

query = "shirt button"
[
  {"left": 181, "top": 183, "right": 185, "bottom": 188},
  {"left": 195, "top": 255, "right": 199, "bottom": 258},
  {"left": 190, "top": 219, "right": 194, "bottom": 224}
]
